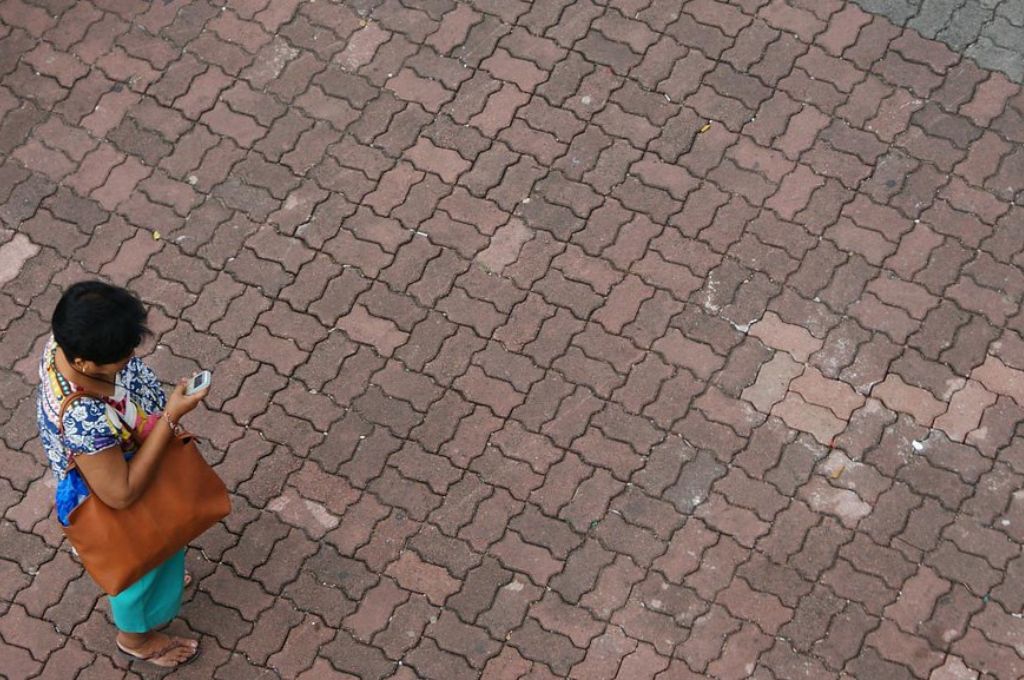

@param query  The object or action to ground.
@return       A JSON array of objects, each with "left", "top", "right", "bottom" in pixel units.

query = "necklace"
[
  {"left": 69, "top": 364, "right": 122, "bottom": 388},
  {"left": 54, "top": 344, "right": 128, "bottom": 395}
]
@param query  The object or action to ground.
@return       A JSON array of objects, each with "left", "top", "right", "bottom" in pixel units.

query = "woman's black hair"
[{"left": 52, "top": 280, "right": 151, "bottom": 365}]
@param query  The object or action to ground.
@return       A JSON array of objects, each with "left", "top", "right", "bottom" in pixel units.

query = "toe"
[{"left": 173, "top": 642, "right": 198, "bottom": 663}]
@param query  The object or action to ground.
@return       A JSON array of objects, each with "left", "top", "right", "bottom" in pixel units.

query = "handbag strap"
[
  {"left": 57, "top": 390, "right": 138, "bottom": 469},
  {"left": 57, "top": 391, "right": 98, "bottom": 471},
  {"left": 56, "top": 390, "right": 106, "bottom": 436}
]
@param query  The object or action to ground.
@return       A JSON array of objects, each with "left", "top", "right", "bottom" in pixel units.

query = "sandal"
[{"left": 116, "top": 636, "right": 200, "bottom": 669}]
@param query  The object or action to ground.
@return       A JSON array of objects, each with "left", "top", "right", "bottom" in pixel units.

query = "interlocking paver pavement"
[
  {"left": 852, "top": 0, "right": 1024, "bottom": 82},
  {"left": 1, "top": 0, "right": 1023, "bottom": 678}
]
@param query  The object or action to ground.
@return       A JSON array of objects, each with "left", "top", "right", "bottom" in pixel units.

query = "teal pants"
[{"left": 108, "top": 550, "right": 185, "bottom": 633}]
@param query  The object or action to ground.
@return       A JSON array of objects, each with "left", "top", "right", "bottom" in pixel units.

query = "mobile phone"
[{"left": 185, "top": 370, "right": 211, "bottom": 395}]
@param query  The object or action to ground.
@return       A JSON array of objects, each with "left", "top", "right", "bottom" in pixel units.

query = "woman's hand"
[{"left": 165, "top": 376, "right": 209, "bottom": 423}]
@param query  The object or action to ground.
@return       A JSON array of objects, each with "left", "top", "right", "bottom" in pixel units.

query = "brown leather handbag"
[{"left": 58, "top": 392, "right": 231, "bottom": 595}]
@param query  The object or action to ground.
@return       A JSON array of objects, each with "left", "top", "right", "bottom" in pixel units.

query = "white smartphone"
[{"left": 185, "top": 370, "right": 211, "bottom": 395}]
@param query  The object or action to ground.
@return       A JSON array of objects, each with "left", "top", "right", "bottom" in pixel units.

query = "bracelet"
[{"left": 163, "top": 411, "right": 184, "bottom": 436}]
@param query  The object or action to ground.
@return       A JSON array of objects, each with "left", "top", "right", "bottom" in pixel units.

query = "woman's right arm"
[{"left": 74, "top": 380, "right": 208, "bottom": 510}]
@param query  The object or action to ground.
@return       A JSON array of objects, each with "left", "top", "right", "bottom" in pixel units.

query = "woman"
[{"left": 36, "top": 280, "right": 207, "bottom": 669}]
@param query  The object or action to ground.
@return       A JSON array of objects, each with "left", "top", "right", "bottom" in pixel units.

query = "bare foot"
[{"left": 117, "top": 632, "right": 199, "bottom": 668}]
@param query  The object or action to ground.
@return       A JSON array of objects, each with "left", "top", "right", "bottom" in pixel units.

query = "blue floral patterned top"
[{"left": 36, "top": 337, "right": 166, "bottom": 525}]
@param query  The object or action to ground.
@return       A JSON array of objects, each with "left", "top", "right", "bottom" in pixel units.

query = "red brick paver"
[{"left": 1, "top": 0, "right": 1023, "bottom": 678}]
